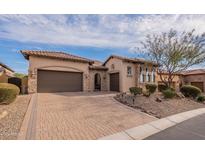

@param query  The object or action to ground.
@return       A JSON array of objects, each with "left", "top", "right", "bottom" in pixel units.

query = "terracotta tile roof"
[
  {"left": 182, "top": 69, "right": 205, "bottom": 75},
  {"left": 157, "top": 70, "right": 182, "bottom": 75},
  {"left": 103, "top": 55, "right": 158, "bottom": 66},
  {"left": 21, "top": 50, "right": 94, "bottom": 64},
  {"left": 89, "top": 65, "right": 108, "bottom": 70},
  {"left": 0, "top": 62, "right": 14, "bottom": 72}
]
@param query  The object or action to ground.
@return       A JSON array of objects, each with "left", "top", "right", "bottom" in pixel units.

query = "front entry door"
[{"left": 94, "top": 73, "right": 101, "bottom": 91}]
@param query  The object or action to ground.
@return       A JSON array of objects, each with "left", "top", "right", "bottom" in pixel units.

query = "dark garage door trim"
[
  {"left": 110, "top": 72, "right": 120, "bottom": 92},
  {"left": 37, "top": 69, "right": 83, "bottom": 93}
]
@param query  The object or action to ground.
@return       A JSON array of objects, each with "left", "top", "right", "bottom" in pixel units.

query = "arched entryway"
[{"left": 94, "top": 73, "right": 101, "bottom": 91}]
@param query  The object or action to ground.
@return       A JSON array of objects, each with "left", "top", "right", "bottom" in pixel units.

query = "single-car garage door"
[
  {"left": 110, "top": 73, "right": 119, "bottom": 92},
  {"left": 37, "top": 70, "right": 83, "bottom": 93},
  {"left": 191, "top": 82, "right": 204, "bottom": 92}
]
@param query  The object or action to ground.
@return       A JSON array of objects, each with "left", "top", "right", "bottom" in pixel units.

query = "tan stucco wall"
[
  {"left": 0, "top": 73, "right": 8, "bottom": 83},
  {"left": 121, "top": 61, "right": 137, "bottom": 92},
  {"left": 0, "top": 65, "right": 14, "bottom": 83},
  {"left": 156, "top": 73, "right": 181, "bottom": 91},
  {"left": 5, "top": 69, "right": 14, "bottom": 77},
  {"left": 89, "top": 70, "right": 108, "bottom": 91},
  {"left": 28, "top": 56, "right": 91, "bottom": 93}
]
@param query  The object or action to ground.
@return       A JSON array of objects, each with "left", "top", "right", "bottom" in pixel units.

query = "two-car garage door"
[{"left": 37, "top": 70, "right": 83, "bottom": 93}]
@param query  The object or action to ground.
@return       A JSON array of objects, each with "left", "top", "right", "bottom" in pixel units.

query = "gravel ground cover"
[
  {"left": 115, "top": 93, "right": 205, "bottom": 118},
  {"left": 0, "top": 95, "right": 31, "bottom": 139}
]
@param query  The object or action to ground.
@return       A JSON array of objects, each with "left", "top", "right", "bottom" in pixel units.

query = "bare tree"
[{"left": 140, "top": 29, "right": 205, "bottom": 88}]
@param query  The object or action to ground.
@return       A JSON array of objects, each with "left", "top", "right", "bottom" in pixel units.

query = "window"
[
  {"left": 146, "top": 67, "right": 149, "bottom": 82},
  {"left": 140, "top": 66, "right": 143, "bottom": 82},
  {"left": 127, "top": 66, "right": 132, "bottom": 76},
  {"left": 148, "top": 74, "right": 151, "bottom": 82},
  {"left": 151, "top": 67, "right": 156, "bottom": 82}
]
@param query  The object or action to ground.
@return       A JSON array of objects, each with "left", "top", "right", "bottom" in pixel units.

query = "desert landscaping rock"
[
  {"left": 155, "top": 97, "right": 162, "bottom": 102},
  {"left": 0, "top": 95, "right": 31, "bottom": 139},
  {"left": 115, "top": 92, "right": 205, "bottom": 118},
  {"left": 0, "top": 111, "right": 8, "bottom": 119}
]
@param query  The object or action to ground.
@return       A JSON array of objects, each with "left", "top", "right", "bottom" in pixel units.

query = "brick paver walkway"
[{"left": 28, "top": 92, "right": 156, "bottom": 139}]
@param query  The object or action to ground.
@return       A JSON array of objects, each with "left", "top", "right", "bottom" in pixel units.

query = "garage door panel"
[
  {"left": 110, "top": 73, "right": 119, "bottom": 92},
  {"left": 37, "top": 70, "right": 83, "bottom": 93}
]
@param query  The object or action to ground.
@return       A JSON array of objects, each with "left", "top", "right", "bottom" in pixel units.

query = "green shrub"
[
  {"left": 129, "top": 87, "right": 142, "bottom": 96},
  {"left": 196, "top": 95, "right": 205, "bottom": 102},
  {"left": 180, "top": 85, "right": 201, "bottom": 98},
  {"left": 146, "top": 83, "right": 157, "bottom": 93},
  {"left": 163, "top": 89, "right": 176, "bottom": 99},
  {"left": 143, "top": 90, "right": 150, "bottom": 97},
  {"left": 0, "top": 83, "right": 20, "bottom": 104},
  {"left": 158, "top": 84, "right": 168, "bottom": 92}
]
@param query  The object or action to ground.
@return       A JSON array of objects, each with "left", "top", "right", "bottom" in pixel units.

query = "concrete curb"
[
  {"left": 98, "top": 108, "right": 205, "bottom": 140},
  {"left": 17, "top": 93, "right": 37, "bottom": 140}
]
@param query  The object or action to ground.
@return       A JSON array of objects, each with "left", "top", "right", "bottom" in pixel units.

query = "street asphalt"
[{"left": 145, "top": 113, "right": 205, "bottom": 140}]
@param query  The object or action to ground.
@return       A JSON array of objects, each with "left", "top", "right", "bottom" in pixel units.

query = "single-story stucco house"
[
  {"left": 181, "top": 69, "right": 205, "bottom": 92},
  {"left": 0, "top": 62, "right": 14, "bottom": 83},
  {"left": 21, "top": 50, "right": 158, "bottom": 93},
  {"left": 156, "top": 69, "right": 205, "bottom": 93}
]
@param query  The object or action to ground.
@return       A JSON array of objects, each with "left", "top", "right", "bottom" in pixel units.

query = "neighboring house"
[
  {"left": 21, "top": 50, "right": 158, "bottom": 93},
  {"left": 156, "top": 69, "right": 205, "bottom": 92},
  {"left": 156, "top": 72, "right": 182, "bottom": 91},
  {"left": 0, "top": 62, "right": 14, "bottom": 83},
  {"left": 181, "top": 69, "right": 205, "bottom": 92}
]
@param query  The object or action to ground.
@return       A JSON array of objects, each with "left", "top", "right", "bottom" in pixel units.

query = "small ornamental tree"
[{"left": 140, "top": 29, "right": 205, "bottom": 88}]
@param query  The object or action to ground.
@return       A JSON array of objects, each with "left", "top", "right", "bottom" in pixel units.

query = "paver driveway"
[{"left": 26, "top": 92, "right": 156, "bottom": 140}]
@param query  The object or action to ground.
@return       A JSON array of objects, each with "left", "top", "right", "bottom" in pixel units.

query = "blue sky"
[{"left": 0, "top": 14, "right": 205, "bottom": 74}]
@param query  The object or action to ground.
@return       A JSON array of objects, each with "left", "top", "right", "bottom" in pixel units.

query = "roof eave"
[
  {"left": 103, "top": 55, "right": 158, "bottom": 66},
  {"left": 20, "top": 50, "right": 29, "bottom": 60},
  {"left": 0, "top": 63, "right": 14, "bottom": 73},
  {"left": 20, "top": 50, "right": 94, "bottom": 64}
]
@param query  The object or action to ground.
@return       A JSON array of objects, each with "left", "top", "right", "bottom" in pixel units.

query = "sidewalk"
[{"left": 145, "top": 113, "right": 205, "bottom": 140}]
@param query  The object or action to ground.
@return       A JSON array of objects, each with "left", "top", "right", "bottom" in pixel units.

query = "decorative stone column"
[
  {"left": 28, "top": 69, "right": 37, "bottom": 93},
  {"left": 83, "top": 73, "right": 90, "bottom": 92}
]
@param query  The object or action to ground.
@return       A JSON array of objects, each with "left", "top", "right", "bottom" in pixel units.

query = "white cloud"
[{"left": 0, "top": 14, "right": 205, "bottom": 49}]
